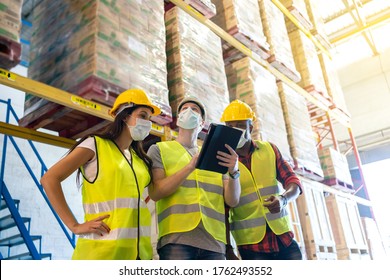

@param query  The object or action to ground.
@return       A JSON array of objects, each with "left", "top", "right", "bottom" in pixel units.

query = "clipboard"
[{"left": 196, "top": 123, "right": 243, "bottom": 174}]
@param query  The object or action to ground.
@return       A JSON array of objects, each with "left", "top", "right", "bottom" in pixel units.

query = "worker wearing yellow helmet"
[
  {"left": 41, "top": 89, "right": 161, "bottom": 260},
  {"left": 147, "top": 95, "right": 241, "bottom": 260},
  {"left": 221, "top": 100, "right": 303, "bottom": 260}
]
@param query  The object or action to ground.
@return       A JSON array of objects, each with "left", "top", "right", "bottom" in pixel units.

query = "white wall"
[
  {"left": 334, "top": 47, "right": 390, "bottom": 149},
  {"left": 0, "top": 65, "right": 83, "bottom": 260}
]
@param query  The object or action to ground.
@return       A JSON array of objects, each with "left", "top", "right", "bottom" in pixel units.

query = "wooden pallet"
[
  {"left": 296, "top": 176, "right": 338, "bottom": 260},
  {"left": 294, "top": 160, "right": 324, "bottom": 182},
  {"left": 0, "top": 35, "right": 21, "bottom": 70},
  {"left": 306, "top": 242, "right": 338, "bottom": 260},
  {"left": 285, "top": 5, "right": 313, "bottom": 32},
  {"left": 268, "top": 55, "right": 301, "bottom": 83},
  {"left": 305, "top": 84, "right": 333, "bottom": 107},
  {"left": 223, "top": 26, "right": 270, "bottom": 64},
  {"left": 322, "top": 178, "right": 354, "bottom": 193},
  {"left": 326, "top": 194, "right": 370, "bottom": 259},
  {"left": 311, "top": 29, "right": 333, "bottom": 50}
]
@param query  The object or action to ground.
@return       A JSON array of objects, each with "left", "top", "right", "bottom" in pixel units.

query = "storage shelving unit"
[
  {"left": 0, "top": 0, "right": 373, "bottom": 212},
  {"left": 1, "top": 0, "right": 385, "bottom": 259}
]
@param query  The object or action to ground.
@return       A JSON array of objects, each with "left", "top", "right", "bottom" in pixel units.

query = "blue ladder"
[
  {"left": 0, "top": 98, "right": 76, "bottom": 260},
  {"left": 0, "top": 183, "right": 51, "bottom": 260}
]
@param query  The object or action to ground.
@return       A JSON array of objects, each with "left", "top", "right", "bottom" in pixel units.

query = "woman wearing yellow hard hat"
[{"left": 41, "top": 88, "right": 161, "bottom": 260}]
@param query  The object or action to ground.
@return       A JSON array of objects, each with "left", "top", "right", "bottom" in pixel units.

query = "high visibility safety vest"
[
  {"left": 230, "top": 141, "right": 291, "bottom": 246},
  {"left": 72, "top": 136, "right": 153, "bottom": 260},
  {"left": 156, "top": 141, "right": 226, "bottom": 243}
]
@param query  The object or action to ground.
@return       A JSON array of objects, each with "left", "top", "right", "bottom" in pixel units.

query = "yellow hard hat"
[
  {"left": 220, "top": 99, "right": 256, "bottom": 122},
  {"left": 109, "top": 88, "right": 161, "bottom": 117}
]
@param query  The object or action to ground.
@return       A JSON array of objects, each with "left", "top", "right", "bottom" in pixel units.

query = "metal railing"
[{"left": 0, "top": 98, "right": 76, "bottom": 249}]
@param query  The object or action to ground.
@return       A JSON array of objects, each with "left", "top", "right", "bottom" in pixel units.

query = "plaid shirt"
[{"left": 237, "top": 141, "right": 302, "bottom": 253}]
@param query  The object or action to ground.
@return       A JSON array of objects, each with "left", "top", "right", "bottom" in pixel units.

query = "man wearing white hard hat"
[{"left": 147, "top": 96, "right": 241, "bottom": 260}]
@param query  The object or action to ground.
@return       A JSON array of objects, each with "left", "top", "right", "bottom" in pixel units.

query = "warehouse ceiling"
[{"left": 316, "top": 0, "right": 390, "bottom": 67}]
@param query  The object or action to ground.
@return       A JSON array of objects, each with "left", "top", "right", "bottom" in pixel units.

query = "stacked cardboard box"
[
  {"left": 280, "top": 0, "right": 313, "bottom": 31},
  {"left": 165, "top": 6, "right": 229, "bottom": 126},
  {"left": 326, "top": 194, "right": 370, "bottom": 259},
  {"left": 278, "top": 81, "right": 323, "bottom": 179},
  {"left": 225, "top": 57, "right": 292, "bottom": 163},
  {"left": 183, "top": 0, "right": 217, "bottom": 18},
  {"left": 0, "top": 0, "right": 22, "bottom": 69},
  {"left": 318, "top": 53, "right": 350, "bottom": 116},
  {"left": 304, "top": 0, "right": 332, "bottom": 50},
  {"left": 288, "top": 28, "right": 331, "bottom": 104},
  {"left": 297, "top": 176, "right": 337, "bottom": 260},
  {"left": 258, "top": 0, "right": 301, "bottom": 83},
  {"left": 21, "top": 0, "right": 170, "bottom": 138},
  {"left": 318, "top": 147, "right": 353, "bottom": 188},
  {"left": 211, "top": 0, "right": 270, "bottom": 62},
  {"left": 361, "top": 217, "right": 388, "bottom": 260}
]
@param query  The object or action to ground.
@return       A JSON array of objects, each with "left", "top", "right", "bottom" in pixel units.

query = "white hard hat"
[{"left": 177, "top": 96, "right": 206, "bottom": 120}]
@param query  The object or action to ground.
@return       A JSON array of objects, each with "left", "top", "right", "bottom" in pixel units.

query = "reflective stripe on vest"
[
  {"left": 156, "top": 141, "right": 226, "bottom": 243},
  {"left": 79, "top": 226, "right": 151, "bottom": 240},
  {"left": 73, "top": 136, "right": 152, "bottom": 260},
  {"left": 230, "top": 141, "right": 291, "bottom": 245},
  {"left": 83, "top": 197, "right": 143, "bottom": 214}
]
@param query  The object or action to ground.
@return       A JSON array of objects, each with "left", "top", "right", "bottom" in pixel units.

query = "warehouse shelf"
[
  {"left": 0, "top": 121, "right": 75, "bottom": 149},
  {"left": 168, "top": 1, "right": 374, "bottom": 219},
  {"left": 270, "top": 0, "right": 332, "bottom": 57},
  {"left": 0, "top": 1, "right": 363, "bottom": 195},
  {"left": 170, "top": 0, "right": 349, "bottom": 127},
  {"left": 0, "top": 68, "right": 172, "bottom": 142},
  {"left": 0, "top": 0, "right": 372, "bottom": 209},
  {"left": 0, "top": 0, "right": 383, "bottom": 260}
]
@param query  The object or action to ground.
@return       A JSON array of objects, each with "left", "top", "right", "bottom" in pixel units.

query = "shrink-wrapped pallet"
[
  {"left": 211, "top": 0, "right": 270, "bottom": 63},
  {"left": 297, "top": 176, "right": 337, "bottom": 260},
  {"left": 258, "top": 0, "right": 300, "bottom": 83},
  {"left": 288, "top": 29, "right": 331, "bottom": 104},
  {"left": 21, "top": 0, "right": 170, "bottom": 138},
  {"left": 0, "top": 0, "right": 22, "bottom": 69},
  {"left": 326, "top": 194, "right": 370, "bottom": 259},
  {"left": 361, "top": 217, "right": 388, "bottom": 260},
  {"left": 280, "top": 0, "right": 312, "bottom": 31},
  {"left": 225, "top": 57, "right": 292, "bottom": 163},
  {"left": 318, "top": 147, "right": 353, "bottom": 190},
  {"left": 165, "top": 6, "right": 229, "bottom": 126},
  {"left": 318, "top": 53, "right": 350, "bottom": 116},
  {"left": 304, "top": 0, "right": 332, "bottom": 50},
  {"left": 277, "top": 81, "right": 323, "bottom": 179},
  {"left": 183, "top": 0, "right": 217, "bottom": 18}
]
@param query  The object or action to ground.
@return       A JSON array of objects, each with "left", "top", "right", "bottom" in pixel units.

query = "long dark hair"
[{"left": 71, "top": 105, "right": 154, "bottom": 186}]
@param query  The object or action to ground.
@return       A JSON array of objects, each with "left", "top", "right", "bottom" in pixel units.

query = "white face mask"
[
  {"left": 127, "top": 118, "right": 152, "bottom": 141},
  {"left": 177, "top": 108, "right": 202, "bottom": 130},
  {"left": 235, "top": 127, "right": 247, "bottom": 148}
]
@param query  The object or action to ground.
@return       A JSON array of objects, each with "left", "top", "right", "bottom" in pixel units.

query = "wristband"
[{"left": 280, "top": 194, "right": 288, "bottom": 208}]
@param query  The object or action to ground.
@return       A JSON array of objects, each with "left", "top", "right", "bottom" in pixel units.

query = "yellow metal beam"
[
  {"left": 322, "top": 184, "right": 372, "bottom": 207},
  {"left": 0, "top": 121, "right": 76, "bottom": 149},
  {"left": 270, "top": 0, "right": 332, "bottom": 59},
  {"left": 170, "top": 0, "right": 350, "bottom": 128},
  {"left": 0, "top": 69, "right": 113, "bottom": 121},
  {"left": 0, "top": 69, "right": 167, "bottom": 139},
  {"left": 330, "top": 12, "right": 390, "bottom": 44},
  {"left": 323, "top": 0, "right": 373, "bottom": 23}
]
